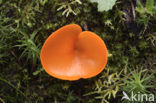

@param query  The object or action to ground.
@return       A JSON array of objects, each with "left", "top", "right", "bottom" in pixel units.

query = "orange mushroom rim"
[{"left": 40, "top": 24, "right": 108, "bottom": 81}]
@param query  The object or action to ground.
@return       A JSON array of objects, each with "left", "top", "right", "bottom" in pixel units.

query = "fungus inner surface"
[{"left": 40, "top": 24, "right": 107, "bottom": 80}]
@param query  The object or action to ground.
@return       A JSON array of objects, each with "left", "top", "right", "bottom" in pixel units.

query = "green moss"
[{"left": 0, "top": 0, "right": 155, "bottom": 103}]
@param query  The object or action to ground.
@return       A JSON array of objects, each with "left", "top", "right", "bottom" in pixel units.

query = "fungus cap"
[{"left": 40, "top": 24, "right": 107, "bottom": 80}]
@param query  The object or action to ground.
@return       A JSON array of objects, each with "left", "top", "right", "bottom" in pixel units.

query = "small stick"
[
  {"left": 130, "top": 0, "right": 136, "bottom": 20},
  {"left": 83, "top": 23, "right": 88, "bottom": 31},
  {"left": 0, "top": 97, "right": 5, "bottom": 103},
  {"left": 10, "top": 50, "right": 21, "bottom": 65}
]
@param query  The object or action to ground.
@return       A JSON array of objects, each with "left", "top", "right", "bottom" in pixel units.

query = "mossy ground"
[{"left": 0, "top": 0, "right": 155, "bottom": 103}]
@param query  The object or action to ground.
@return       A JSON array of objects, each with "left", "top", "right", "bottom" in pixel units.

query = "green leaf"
[
  {"left": 0, "top": 0, "right": 2, "bottom": 4},
  {"left": 33, "top": 68, "right": 44, "bottom": 76},
  {"left": 136, "top": 1, "right": 145, "bottom": 14},
  {"left": 90, "top": 0, "right": 117, "bottom": 12},
  {"left": 40, "top": 0, "right": 48, "bottom": 6},
  {"left": 146, "top": 0, "right": 155, "bottom": 14},
  {"left": 146, "top": 0, "right": 154, "bottom": 10}
]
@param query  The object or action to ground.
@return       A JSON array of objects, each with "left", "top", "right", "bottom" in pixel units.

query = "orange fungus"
[{"left": 40, "top": 24, "right": 107, "bottom": 80}]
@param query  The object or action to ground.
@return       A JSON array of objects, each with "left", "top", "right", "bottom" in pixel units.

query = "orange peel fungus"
[{"left": 40, "top": 24, "right": 107, "bottom": 80}]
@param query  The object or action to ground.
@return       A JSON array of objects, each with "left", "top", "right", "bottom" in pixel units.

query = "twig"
[
  {"left": 0, "top": 97, "right": 5, "bottom": 103},
  {"left": 0, "top": 77, "right": 31, "bottom": 103},
  {"left": 142, "top": 25, "right": 147, "bottom": 35},
  {"left": 10, "top": 50, "right": 21, "bottom": 65},
  {"left": 130, "top": 0, "right": 136, "bottom": 20},
  {"left": 83, "top": 23, "right": 88, "bottom": 31}
]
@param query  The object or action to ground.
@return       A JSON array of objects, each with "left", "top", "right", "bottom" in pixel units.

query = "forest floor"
[{"left": 0, "top": 0, "right": 156, "bottom": 103}]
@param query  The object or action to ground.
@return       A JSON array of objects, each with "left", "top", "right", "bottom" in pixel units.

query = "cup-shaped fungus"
[{"left": 40, "top": 24, "right": 107, "bottom": 80}]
